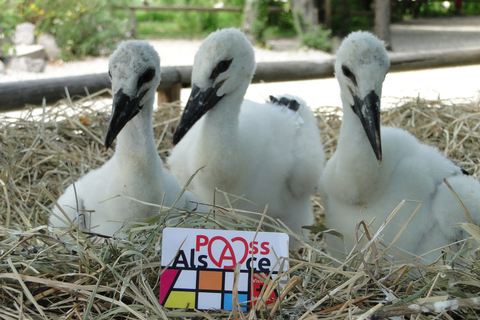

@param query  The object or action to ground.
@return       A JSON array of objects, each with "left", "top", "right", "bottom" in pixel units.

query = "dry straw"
[{"left": 1, "top": 90, "right": 479, "bottom": 319}]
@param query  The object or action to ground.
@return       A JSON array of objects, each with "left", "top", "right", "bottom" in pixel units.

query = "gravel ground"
[
  {"left": 1, "top": 16, "right": 479, "bottom": 108},
  {"left": 390, "top": 16, "right": 480, "bottom": 51}
]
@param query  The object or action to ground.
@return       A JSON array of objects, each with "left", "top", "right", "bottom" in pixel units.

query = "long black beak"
[
  {"left": 173, "top": 82, "right": 225, "bottom": 145},
  {"left": 104, "top": 89, "right": 145, "bottom": 150},
  {"left": 352, "top": 90, "right": 382, "bottom": 164}
]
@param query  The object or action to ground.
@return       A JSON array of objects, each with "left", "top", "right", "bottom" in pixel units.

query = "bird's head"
[
  {"left": 335, "top": 31, "right": 390, "bottom": 163},
  {"left": 105, "top": 40, "right": 161, "bottom": 149},
  {"left": 172, "top": 28, "right": 256, "bottom": 145}
]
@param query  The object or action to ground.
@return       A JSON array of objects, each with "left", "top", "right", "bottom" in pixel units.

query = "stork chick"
[
  {"left": 168, "top": 28, "right": 325, "bottom": 239},
  {"left": 320, "top": 31, "right": 480, "bottom": 261},
  {"left": 50, "top": 40, "right": 198, "bottom": 237}
]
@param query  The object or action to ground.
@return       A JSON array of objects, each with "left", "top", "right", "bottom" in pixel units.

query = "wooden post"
[
  {"left": 325, "top": 0, "right": 332, "bottom": 29},
  {"left": 341, "top": 0, "right": 350, "bottom": 35},
  {"left": 130, "top": 8, "right": 137, "bottom": 39},
  {"left": 242, "top": 0, "right": 256, "bottom": 43},
  {"left": 374, "top": 0, "right": 391, "bottom": 49},
  {"left": 158, "top": 82, "right": 182, "bottom": 104}
]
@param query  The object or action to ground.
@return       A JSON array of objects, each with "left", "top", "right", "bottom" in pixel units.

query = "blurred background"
[
  {"left": 0, "top": 0, "right": 479, "bottom": 110},
  {"left": 1, "top": 0, "right": 479, "bottom": 62}
]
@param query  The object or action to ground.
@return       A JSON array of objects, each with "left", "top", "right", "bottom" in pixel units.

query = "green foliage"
[
  {"left": 262, "top": 25, "right": 297, "bottom": 40},
  {"left": 136, "top": 0, "right": 244, "bottom": 39},
  {"left": 134, "top": 0, "right": 296, "bottom": 42},
  {"left": 462, "top": 1, "right": 480, "bottom": 15},
  {"left": 251, "top": 0, "right": 269, "bottom": 43},
  {"left": 391, "top": 0, "right": 480, "bottom": 20},
  {"left": 0, "top": 0, "right": 22, "bottom": 55},
  {"left": 251, "top": 0, "right": 296, "bottom": 44},
  {"left": 330, "top": 0, "right": 374, "bottom": 36},
  {"left": 300, "top": 26, "right": 333, "bottom": 52},
  {"left": 19, "top": 0, "right": 129, "bottom": 60},
  {"left": 418, "top": 1, "right": 452, "bottom": 16}
]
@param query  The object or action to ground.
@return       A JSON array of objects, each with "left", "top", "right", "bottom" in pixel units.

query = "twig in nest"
[
  {"left": 317, "top": 295, "right": 373, "bottom": 314},
  {"left": 369, "top": 296, "right": 480, "bottom": 319},
  {"left": 269, "top": 275, "right": 301, "bottom": 316}
]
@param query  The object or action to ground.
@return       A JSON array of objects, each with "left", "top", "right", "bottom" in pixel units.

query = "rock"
[
  {"left": 28, "top": 58, "right": 46, "bottom": 72},
  {"left": 8, "top": 44, "right": 46, "bottom": 60},
  {"left": 14, "top": 22, "right": 36, "bottom": 45},
  {"left": 8, "top": 57, "right": 29, "bottom": 71},
  {"left": 4, "top": 44, "right": 47, "bottom": 73},
  {"left": 0, "top": 60, "right": 5, "bottom": 74},
  {"left": 9, "top": 57, "right": 46, "bottom": 73},
  {"left": 37, "top": 34, "right": 61, "bottom": 61}
]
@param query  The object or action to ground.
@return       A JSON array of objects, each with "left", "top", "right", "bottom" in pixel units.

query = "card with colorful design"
[{"left": 159, "top": 228, "right": 289, "bottom": 311}]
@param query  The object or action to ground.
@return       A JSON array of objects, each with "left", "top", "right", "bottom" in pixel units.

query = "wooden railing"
[{"left": 1, "top": 46, "right": 480, "bottom": 112}]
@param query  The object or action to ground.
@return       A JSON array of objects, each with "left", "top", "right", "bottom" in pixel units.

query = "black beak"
[
  {"left": 352, "top": 90, "right": 382, "bottom": 164},
  {"left": 173, "top": 82, "right": 225, "bottom": 145},
  {"left": 104, "top": 89, "right": 145, "bottom": 150}
]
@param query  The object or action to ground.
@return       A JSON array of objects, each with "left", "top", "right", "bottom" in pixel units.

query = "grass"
[
  {"left": 132, "top": 4, "right": 297, "bottom": 41},
  {"left": 1, "top": 91, "right": 480, "bottom": 318},
  {"left": 135, "top": 10, "right": 244, "bottom": 39}
]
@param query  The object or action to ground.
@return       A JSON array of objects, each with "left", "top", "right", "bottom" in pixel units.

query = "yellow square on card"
[{"left": 164, "top": 291, "right": 196, "bottom": 309}]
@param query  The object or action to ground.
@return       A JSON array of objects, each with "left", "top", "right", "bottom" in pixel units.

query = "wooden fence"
[{"left": 1, "top": 46, "right": 480, "bottom": 113}]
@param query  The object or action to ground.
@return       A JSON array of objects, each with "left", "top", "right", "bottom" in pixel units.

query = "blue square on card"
[{"left": 223, "top": 293, "right": 249, "bottom": 311}]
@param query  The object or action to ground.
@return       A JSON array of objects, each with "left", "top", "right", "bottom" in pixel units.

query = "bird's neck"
[
  {"left": 202, "top": 89, "right": 244, "bottom": 147},
  {"left": 333, "top": 103, "right": 382, "bottom": 201},
  {"left": 338, "top": 109, "right": 377, "bottom": 156},
  {"left": 114, "top": 98, "right": 158, "bottom": 165},
  {"left": 194, "top": 88, "right": 244, "bottom": 185}
]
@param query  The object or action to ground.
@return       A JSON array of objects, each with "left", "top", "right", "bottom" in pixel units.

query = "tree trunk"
[
  {"left": 324, "top": 0, "right": 332, "bottom": 29},
  {"left": 242, "top": 0, "right": 255, "bottom": 42},
  {"left": 374, "top": 0, "right": 391, "bottom": 49},
  {"left": 341, "top": 0, "right": 350, "bottom": 35},
  {"left": 292, "top": 0, "right": 319, "bottom": 33}
]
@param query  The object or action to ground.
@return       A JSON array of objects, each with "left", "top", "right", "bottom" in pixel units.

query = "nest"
[{"left": 1, "top": 90, "right": 480, "bottom": 319}]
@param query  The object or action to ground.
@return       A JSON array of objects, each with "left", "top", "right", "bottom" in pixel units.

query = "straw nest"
[{"left": 1, "top": 90, "right": 480, "bottom": 319}]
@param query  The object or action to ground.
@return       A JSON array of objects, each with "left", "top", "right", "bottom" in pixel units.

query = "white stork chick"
[
  {"left": 168, "top": 28, "right": 325, "bottom": 237},
  {"left": 320, "top": 31, "right": 480, "bottom": 260},
  {"left": 50, "top": 41, "right": 198, "bottom": 236}
]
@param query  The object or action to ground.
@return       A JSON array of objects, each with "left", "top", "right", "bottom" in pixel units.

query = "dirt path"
[{"left": 391, "top": 16, "right": 480, "bottom": 51}]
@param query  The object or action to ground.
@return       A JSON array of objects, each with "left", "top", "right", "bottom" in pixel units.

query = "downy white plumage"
[
  {"left": 50, "top": 40, "right": 198, "bottom": 236},
  {"left": 320, "top": 31, "right": 480, "bottom": 260},
  {"left": 168, "top": 28, "right": 325, "bottom": 236}
]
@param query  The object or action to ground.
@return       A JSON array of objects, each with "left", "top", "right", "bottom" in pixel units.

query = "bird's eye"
[
  {"left": 137, "top": 68, "right": 155, "bottom": 88},
  {"left": 342, "top": 65, "right": 357, "bottom": 86},
  {"left": 209, "top": 59, "right": 233, "bottom": 80},
  {"left": 217, "top": 60, "right": 232, "bottom": 73}
]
